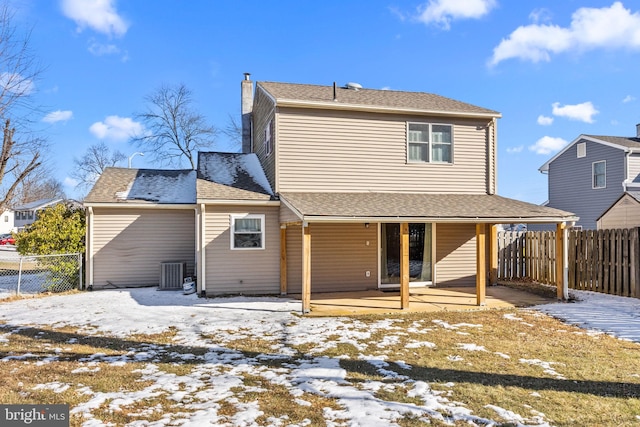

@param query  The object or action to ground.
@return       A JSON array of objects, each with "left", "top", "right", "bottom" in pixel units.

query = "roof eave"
[
  {"left": 83, "top": 202, "right": 197, "bottom": 209},
  {"left": 276, "top": 99, "right": 502, "bottom": 119},
  {"left": 298, "top": 215, "right": 578, "bottom": 224},
  {"left": 539, "top": 135, "right": 633, "bottom": 172}
]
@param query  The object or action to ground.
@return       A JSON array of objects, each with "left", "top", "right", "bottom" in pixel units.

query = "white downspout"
[
  {"left": 86, "top": 207, "right": 93, "bottom": 290},
  {"left": 198, "top": 204, "right": 206, "bottom": 296}
]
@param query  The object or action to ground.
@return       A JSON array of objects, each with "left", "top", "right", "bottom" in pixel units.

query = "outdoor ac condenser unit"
[{"left": 159, "top": 262, "right": 187, "bottom": 290}]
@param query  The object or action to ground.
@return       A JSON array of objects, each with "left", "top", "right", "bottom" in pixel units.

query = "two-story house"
[
  {"left": 538, "top": 125, "right": 640, "bottom": 229},
  {"left": 84, "top": 75, "right": 576, "bottom": 312}
]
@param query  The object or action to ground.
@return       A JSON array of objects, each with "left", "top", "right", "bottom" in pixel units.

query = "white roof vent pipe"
[{"left": 345, "top": 82, "right": 362, "bottom": 90}]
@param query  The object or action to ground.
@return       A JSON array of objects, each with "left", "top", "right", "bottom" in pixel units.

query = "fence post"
[
  {"left": 16, "top": 257, "right": 23, "bottom": 295},
  {"left": 79, "top": 253, "right": 83, "bottom": 290}
]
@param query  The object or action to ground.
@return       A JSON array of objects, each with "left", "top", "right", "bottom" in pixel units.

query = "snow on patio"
[{"left": 0, "top": 287, "right": 638, "bottom": 426}]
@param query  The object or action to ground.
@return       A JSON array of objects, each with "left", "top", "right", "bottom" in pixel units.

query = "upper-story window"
[
  {"left": 264, "top": 120, "right": 273, "bottom": 157},
  {"left": 407, "top": 122, "right": 452, "bottom": 163},
  {"left": 593, "top": 161, "right": 606, "bottom": 189}
]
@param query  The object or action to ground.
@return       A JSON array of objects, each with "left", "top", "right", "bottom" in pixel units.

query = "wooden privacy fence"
[{"left": 497, "top": 228, "right": 640, "bottom": 298}]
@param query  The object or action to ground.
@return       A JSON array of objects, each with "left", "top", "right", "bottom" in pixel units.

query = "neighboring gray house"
[
  {"left": 538, "top": 124, "right": 640, "bottom": 229},
  {"left": 14, "top": 198, "right": 64, "bottom": 230}
]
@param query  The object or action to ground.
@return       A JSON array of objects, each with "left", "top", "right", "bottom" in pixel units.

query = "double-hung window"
[
  {"left": 593, "top": 161, "right": 606, "bottom": 189},
  {"left": 231, "top": 214, "right": 265, "bottom": 250},
  {"left": 407, "top": 123, "right": 452, "bottom": 163}
]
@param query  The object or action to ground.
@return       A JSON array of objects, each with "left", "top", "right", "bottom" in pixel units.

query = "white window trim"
[
  {"left": 230, "top": 214, "right": 266, "bottom": 250},
  {"left": 406, "top": 122, "right": 453, "bottom": 164},
  {"left": 592, "top": 160, "right": 606, "bottom": 189}
]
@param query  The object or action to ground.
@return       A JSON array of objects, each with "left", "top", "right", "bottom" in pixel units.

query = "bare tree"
[
  {"left": 13, "top": 174, "right": 65, "bottom": 205},
  {"left": 222, "top": 114, "right": 242, "bottom": 152},
  {"left": 0, "top": 3, "right": 47, "bottom": 212},
  {"left": 71, "top": 142, "right": 126, "bottom": 191},
  {"left": 132, "top": 83, "right": 216, "bottom": 169}
]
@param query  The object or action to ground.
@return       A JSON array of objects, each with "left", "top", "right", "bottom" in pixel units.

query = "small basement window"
[{"left": 231, "top": 214, "right": 265, "bottom": 250}]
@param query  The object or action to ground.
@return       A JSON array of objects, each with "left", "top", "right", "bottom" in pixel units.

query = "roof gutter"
[
  {"left": 83, "top": 203, "right": 198, "bottom": 209},
  {"left": 297, "top": 215, "right": 579, "bottom": 224}
]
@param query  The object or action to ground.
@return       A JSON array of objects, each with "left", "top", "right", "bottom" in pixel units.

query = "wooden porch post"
[
  {"left": 489, "top": 224, "right": 498, "bottom": 286},
  {"left": 556, "top": 222, "right": 567, "bottom": 300},
  {"left": 302, "top": 223, "right": 311, "bottom": 313},
  {"left": 400, "top": 222, "right": 410, "bottom": 309},
  {"left": 280, "top": 225, "right": 287, "bottom": 295},
  {"left": 476, "top": 223, "right": 487, "bottom": 306}
]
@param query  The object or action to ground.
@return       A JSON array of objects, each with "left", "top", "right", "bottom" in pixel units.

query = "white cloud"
[
  {"left": 490, "top": 2, "right": 640, "bottom": 66},
  {"left": 529, "top": 136, "right": 568, "bottom": 155},
  {"left": 537, "top": 115, "right": 553, "bottom": 126},
  {"left": 623, "top": 95, "right": 636, "bottom": 103},
  {"left": 88, "top": 42, "right": 120, "bottom": 56},
  {"left": 64, "top": 177, "right": 79, "bottom": 188},
  {"left": 61, "top": 0, "right": 129, "bottom": 37},
  {"left": 416, "top": 0, "right": 497, "bottom": 29},
  {"left": 89, "top": 115, "right": 144, "bottom": 142},
  {"left": 0, "top": 72, "right": 34, "bottom": 95},
  {"left": 529, "top": 8, "right": 552, "bottom": 24},
  {"left": 552, "top": 101, "right": 599, "bottom": 123},
  {"left": 506, "top": 145, "right": 524, "bottom": 153},
  {"left": 43, "top": 110, "right": 73, "bottom": 124}
]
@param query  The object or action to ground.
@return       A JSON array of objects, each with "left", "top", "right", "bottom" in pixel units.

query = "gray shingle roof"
[
  {"left": 583, "top": 135, "right": 640, "bottom": 149},
  {"left": 84, "top": 168, "right": 196, "bottom": 204},
  {"left": 280, "top": 192, "right": 577, "bottom": 222},
  {"left": 258, "top": 82, "right": 501, "bottom": 117},
  {"left": 196, "top": 152, "right": 274, "bottom": 201}
]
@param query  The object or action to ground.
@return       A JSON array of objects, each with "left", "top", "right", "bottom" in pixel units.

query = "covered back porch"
[{"left": 278, "top": 192, "right": 578, "bottom": 314}]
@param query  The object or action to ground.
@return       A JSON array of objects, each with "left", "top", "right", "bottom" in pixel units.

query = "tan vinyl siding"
[
  {"left": 276, "top": 108, "right": 490, "bottom": 193},
  {"left": 285, "top": 223, "right": 378, "bottom": 293},
  {"left": 253, "top": 88, "right": 277, "bottom": 191},
  {"left": 628, "top": 153, "right": 640, "bottom": 183},
  {"left": 435, "top": 223, "right": 476, "bottom": 286},
  {"left": 204, "top": 205, "right": 280, "bottom": 295},
  {"left": 597, "top": 195, "right": 640, "bottom": 229},
  {"left": 285, "top": 224, "right": 302, "bottom": 294},
  {"left": 280, "top": 202, "right": 302, "bottom": 224},
  {"left": 91, "top": 208, "right": 195, "bottom": 288}
]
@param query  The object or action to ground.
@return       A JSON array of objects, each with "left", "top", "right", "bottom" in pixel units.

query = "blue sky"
[{"left": 10, "top": 0, "right": 640, "bottom": 202}]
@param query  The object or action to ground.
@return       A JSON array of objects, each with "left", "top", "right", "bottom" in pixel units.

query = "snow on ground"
[
  {"left": 0, "top": 288, "right": 637, "bottom": 426},
  {"left": 535, "top": 290, "right": 640, "bottom": 342}
]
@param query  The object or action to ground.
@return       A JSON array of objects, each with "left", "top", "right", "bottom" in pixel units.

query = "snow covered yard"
[{"left": 0, "top": 288, "right": 639, "bottom": 426}]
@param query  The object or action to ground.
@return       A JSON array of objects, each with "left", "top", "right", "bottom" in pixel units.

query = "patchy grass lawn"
[{"left": 1, "top": 304, "right": 639, "bottom": 426}]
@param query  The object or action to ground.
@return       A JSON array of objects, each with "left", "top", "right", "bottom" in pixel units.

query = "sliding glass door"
[{"left": 380, "top": 223, "right": 432, "bottom": 288}]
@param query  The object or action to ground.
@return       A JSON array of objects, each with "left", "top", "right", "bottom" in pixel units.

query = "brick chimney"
[{"left": 241, "top": 73, "right": 253, "bottom": 153}]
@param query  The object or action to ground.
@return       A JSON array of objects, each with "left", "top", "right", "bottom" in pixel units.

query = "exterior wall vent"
[
  {"left": 577, "top": 142, "right": 586, "bottom": 158},
  {"left": 160, "top": 262, "right": 187, "bottom": 290}
]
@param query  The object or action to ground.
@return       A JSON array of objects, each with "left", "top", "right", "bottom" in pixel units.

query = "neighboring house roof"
[
  {"left": 596, "top": 191, "right": 640, "bottom": 221},
  {"left": 257, "top": 82, "right": 501, "bottom": 119},
  {"left": 279, "top": 192, "right": 577, "bottom": 223},
  {"left": 84, "top": 168, "right": 196, "bottom": 204},
  {"left": 539, "top": 134, "right": 640, "bottom": 172},
  {"left": 197, "top": 152, "right": 274, "bottom": 201},
  {"left": 14, "top": 198, "right": 63, "bottom": 211}
]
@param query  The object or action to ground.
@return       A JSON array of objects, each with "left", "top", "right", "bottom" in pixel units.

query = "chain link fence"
[{"left": 0, "top": 251, "right": 83, "bottom": 298}]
